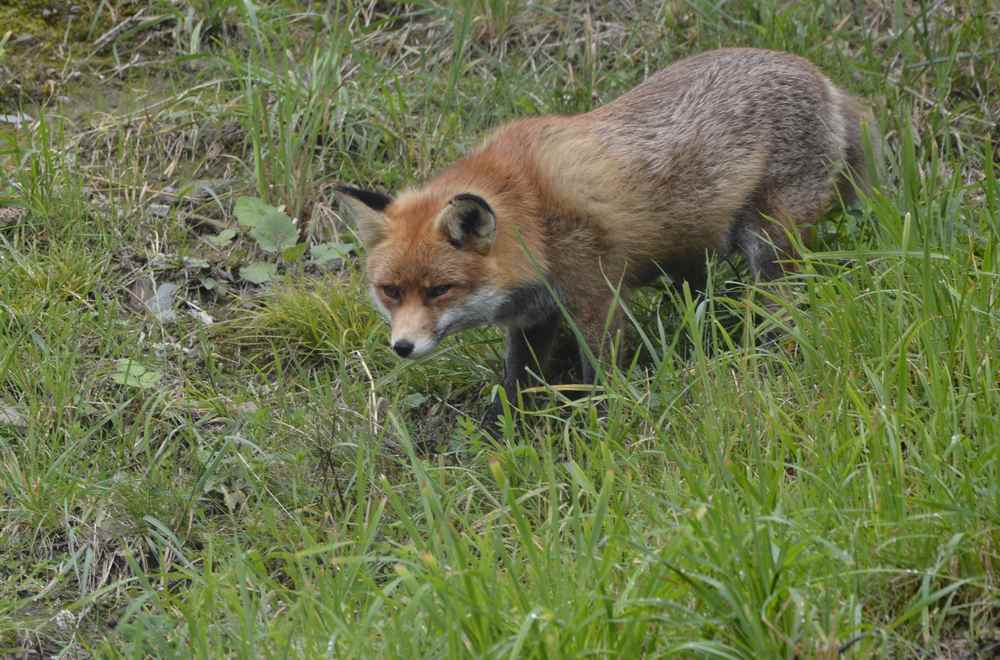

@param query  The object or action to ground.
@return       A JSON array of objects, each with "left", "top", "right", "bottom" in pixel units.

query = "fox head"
[{"left": 335, "top": 185, "right": 504, "bottom": 359}]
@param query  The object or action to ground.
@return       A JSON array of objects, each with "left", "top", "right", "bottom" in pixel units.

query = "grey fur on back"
[
  {"left": 597, "top": 48, "right": 874, "bottom": 211},
  {"left": 588, "top": 47, "right": 877, "bottom": 281}
]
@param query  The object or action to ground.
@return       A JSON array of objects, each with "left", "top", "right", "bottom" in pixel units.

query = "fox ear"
[
  {"left": 436, "top": 194, "right": 496, "bottom": 254},
  {"left": 334, "top": 185, "right": 393, "bottom": 245}
]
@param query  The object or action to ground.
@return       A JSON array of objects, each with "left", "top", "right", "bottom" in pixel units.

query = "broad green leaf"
[
  {"left": 310, "top": 241, "right": 355, "bottom": 266},
  {"left": 282, "top": 242, "right": 308, "bottom": 263},
  {"left": 235, "top": 197, "right": 297, "bottom": 252},
  {"left": 112, "top": 360, "right": 162, "bottom": 390},
  {"left": 233, "top": 197, "right": 275, "bottom": 228},
  {"left": 207, "top": 228, "right": 237, "bottom": 248},
  {"left": 250, "top": 211, "right": 298, "bottom": 253},
  {"left": 240, "top": 261, "right": 277, "bottom": 284}
]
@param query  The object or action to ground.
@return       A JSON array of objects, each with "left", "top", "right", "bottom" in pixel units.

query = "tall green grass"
[{"left": 0, "top": 0, "right": 997, "bottom": 657}]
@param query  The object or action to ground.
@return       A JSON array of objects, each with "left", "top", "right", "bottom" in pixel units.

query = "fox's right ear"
[{"left": 334, "top": 185, "right": 393, "bottom": 245}]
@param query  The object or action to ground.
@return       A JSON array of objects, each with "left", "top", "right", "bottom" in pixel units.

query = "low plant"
[{"left": 226, "top": 195, "right": 355, "bottom": 285}]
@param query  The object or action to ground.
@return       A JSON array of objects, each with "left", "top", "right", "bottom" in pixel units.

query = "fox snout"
[
  {"left": 392, "top": 339, "right": 415, "bottom": 357},
  {"left": 388, "top": 313, "right": 439, "bottom": 359},
  {"left": 389, "top": 333, "right": 438, "bottom": 358}
]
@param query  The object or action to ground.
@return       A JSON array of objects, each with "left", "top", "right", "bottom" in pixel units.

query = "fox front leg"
[{"left": 481, "top": 315, "right": 561, "bottom": 435}]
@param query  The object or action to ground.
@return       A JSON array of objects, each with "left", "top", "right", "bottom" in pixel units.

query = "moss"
[
  {"left": 0, "top": 1, "right": 108, "bottom": 45},
  {"left": 0, "top": 1, "right": 116, "bottom": 106}
]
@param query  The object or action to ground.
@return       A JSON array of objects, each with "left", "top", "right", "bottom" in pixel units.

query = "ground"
[{"left": 0, "top": 0, "right": 998, "bottom": 657}]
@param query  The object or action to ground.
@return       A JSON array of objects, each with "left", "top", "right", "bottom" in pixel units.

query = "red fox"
[{"left": 335, "top": 47, "right": 878, "bottom": 430}]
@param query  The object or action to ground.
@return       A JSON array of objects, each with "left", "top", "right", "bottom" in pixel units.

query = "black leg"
[
  {"left": 732, "top": 206, "right": 796, "bottom": 344},
  {"left": 733, "top": 207, "right": 788, "bottom": 283},
  {"left": 482, "top": 315, "right": 561, "bottom": 434},
  {"left": 667, "top": 258, "right": 709, "bottom": 299}
]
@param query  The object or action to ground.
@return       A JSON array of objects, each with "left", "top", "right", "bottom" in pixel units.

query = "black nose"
[{"left": 393, "top": 340, "right": 414, "bottom": 357}]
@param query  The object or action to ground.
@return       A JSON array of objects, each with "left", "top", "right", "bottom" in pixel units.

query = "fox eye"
[
  {"left": 381, "top": 285, "right": 401, "bottom": 301},
  {"left": 426, "top": 285, "right": 452, "bottom": 299}
]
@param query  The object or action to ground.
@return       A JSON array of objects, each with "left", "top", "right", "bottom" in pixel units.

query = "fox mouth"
[{"left": 390, "top": 335, "right": 440, "bottom": 359}]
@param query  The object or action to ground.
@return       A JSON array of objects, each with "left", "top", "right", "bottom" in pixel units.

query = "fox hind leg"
[
  {"left": 575, "top": 291, "right": 627, "bottom": 387},
  {"left": 667, "top": 259, "right": 709, "bottom": 299},
  {"left": 732, "top": 204, "right": 795, "bottom": 284},
  {"left": 732, "top": 201, "right": 810, "bottom": 342}
]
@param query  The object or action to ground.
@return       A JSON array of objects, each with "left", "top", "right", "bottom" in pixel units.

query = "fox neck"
[
  {"left": 433, "top": 281, "right": 559, "bottom": 338},
  {"left": 492, "top": 281, "right": 561, "bottom": 329}
]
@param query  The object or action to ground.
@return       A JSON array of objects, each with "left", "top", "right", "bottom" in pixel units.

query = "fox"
[{"left": 335, "top": 47, "right": 879, "bottom": 430}]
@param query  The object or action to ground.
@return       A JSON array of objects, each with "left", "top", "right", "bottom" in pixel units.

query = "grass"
[{"left": 1, "top": 0, "right": 998, "bottom": 657}]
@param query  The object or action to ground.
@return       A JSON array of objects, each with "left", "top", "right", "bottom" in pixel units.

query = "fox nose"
[{"left": 393, "top": 340, "right": 415, "bottom": 358}]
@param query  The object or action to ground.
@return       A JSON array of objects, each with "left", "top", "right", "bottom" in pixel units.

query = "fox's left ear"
[
  {"left": 334, "top": 185, "right": 393, "bottom": 245},
  {"left": 436, "top": 194, "right": 496, "bottom": 254}
]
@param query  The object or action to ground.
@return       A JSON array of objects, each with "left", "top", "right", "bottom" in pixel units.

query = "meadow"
[{"left": 1, "top": 0, "right": 998, "bottom": 657}]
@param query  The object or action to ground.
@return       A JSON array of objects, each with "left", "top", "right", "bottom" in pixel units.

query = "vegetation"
[{"left": 1, "top": 0, "right": 997, "bottom": 657}]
